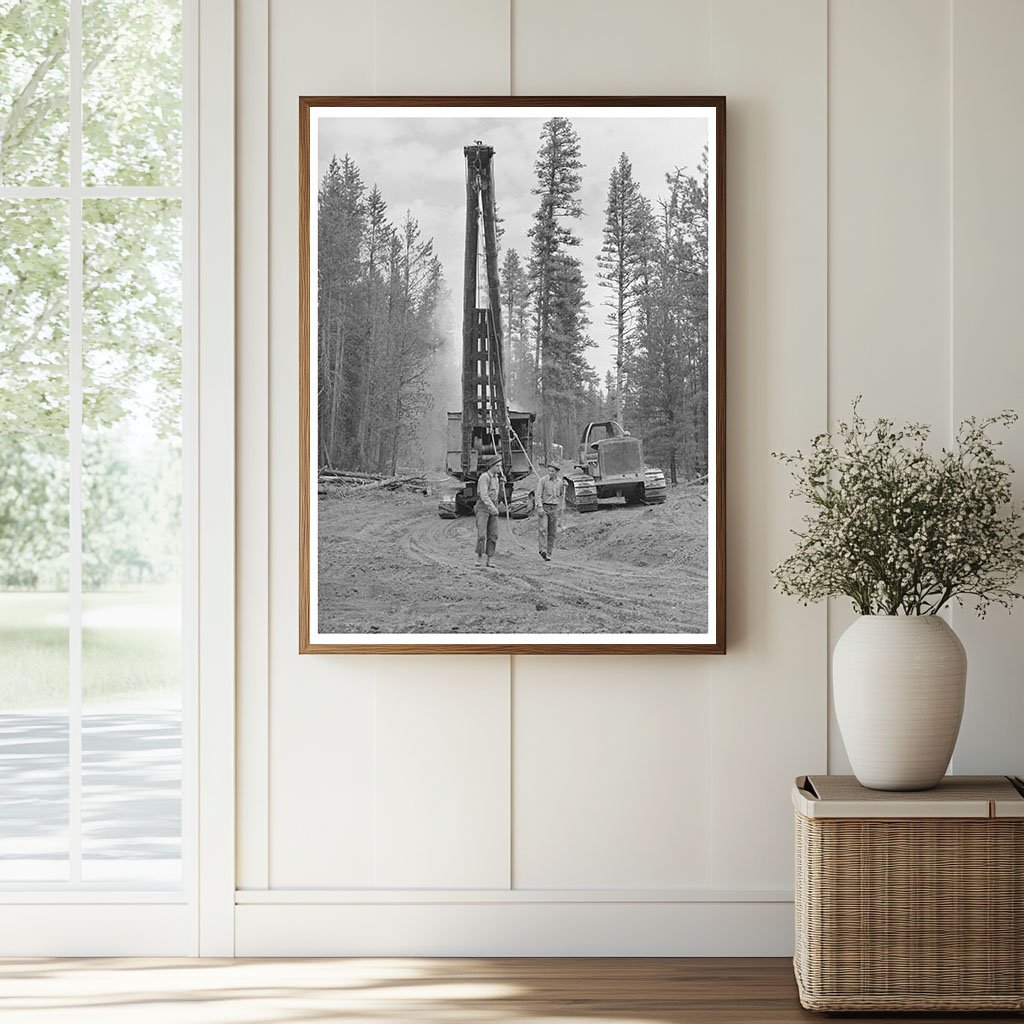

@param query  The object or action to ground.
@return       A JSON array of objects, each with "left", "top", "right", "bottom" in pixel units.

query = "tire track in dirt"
[
  {"left": 399, "top": 504, "right": 706, "bottom": 633},
  {"left": 319, "top": 487, "right": 708, "bottom": 635},
  {"left": 398, "top": 512, "right": 599, "bottom": 622}
]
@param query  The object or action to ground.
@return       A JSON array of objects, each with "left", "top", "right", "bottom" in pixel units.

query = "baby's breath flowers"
[{"left": 773, "top": 401, "right": 1024, "bottom": 617}]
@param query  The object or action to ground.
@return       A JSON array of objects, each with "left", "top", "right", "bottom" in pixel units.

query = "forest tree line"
[
  {"left": 317, "top": 119, "right": 710, "bottom": 483},
  {"left": 317, "top": 154, "right": 449, "bottom": 474},
  {"left": 500, "top": 118, "right": 710, "bottom": 483}
]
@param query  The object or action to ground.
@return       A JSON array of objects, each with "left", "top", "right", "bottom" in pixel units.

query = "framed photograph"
[{"left": 300, "top": 96, "right": 725, "bottom": 653}]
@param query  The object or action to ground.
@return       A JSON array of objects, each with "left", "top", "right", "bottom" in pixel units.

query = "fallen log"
[
  {"left": 364, "top": 474, "right": 423, "bottom": 491},
  {"left": 319, "top": 474, "right": 429, "bottom": 498},
  {"left": 318, "top": 469, "right": 382, "bottom": 482}
]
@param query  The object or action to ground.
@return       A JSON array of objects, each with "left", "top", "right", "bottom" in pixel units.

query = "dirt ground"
[{"left": 317, "top": 476, "right": 709, "bottom": 636}]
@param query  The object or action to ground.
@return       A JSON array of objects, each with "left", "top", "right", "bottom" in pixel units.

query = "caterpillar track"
[
  {"left": 565, "top": 467, "right": 668, "bottom": 512},
  {"left": 564, "top": 473, "right": 599, "bottom": 513},
  {"left": 642, "top": 468, "right": 668, "bottom": 504}
]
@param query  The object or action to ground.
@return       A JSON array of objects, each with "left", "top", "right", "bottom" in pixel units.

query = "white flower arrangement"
[{"left": 773, "top": 401, "right": 1024, "bottom": 616}]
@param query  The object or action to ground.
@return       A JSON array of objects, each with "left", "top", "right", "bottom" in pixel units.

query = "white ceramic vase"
[{"left": 833, "top": 615, "right": 967, "bottom": 791}]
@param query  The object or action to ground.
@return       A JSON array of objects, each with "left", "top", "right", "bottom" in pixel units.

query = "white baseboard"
[{"left": 235, "top": 898, "right": 795, "bottom": 957}]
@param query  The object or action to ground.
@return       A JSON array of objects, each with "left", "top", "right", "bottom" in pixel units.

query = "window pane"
[
  {"left": 82, "top": 0, "right": 181, "bottom": 186},
  {"left": 0, "top": 199, "right": 70, "bottom": 880},
  {"left": 0, "top": 0, "right": 70, "bottom": 186},
  {"left": 82, "top": 198, "right": 181, "bottom": 883}
]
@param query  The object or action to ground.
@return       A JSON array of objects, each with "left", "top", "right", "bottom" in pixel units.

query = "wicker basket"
[{"left": 793, "top": 775, "right": 1024, "bottom": 1012}]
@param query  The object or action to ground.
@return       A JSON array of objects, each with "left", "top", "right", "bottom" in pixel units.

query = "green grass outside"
[{"left": 0, "top": 590, "right": 181, "bottom": 710}]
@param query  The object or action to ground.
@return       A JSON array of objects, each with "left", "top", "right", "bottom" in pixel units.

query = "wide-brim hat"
[
  {"left": 480, "top": 455, "right": 501, "bottom": 469},
  {"left": 546, "top": 462, "right": 561, "bottom": 471}
]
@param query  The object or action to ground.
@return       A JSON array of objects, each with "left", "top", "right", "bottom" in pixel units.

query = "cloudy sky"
[{"left": 316, "top": 107, "right": 709, "bottom": 381}]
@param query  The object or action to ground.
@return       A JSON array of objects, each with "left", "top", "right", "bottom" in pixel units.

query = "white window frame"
[
  {"left": 0, "top": 0, "right": 235, "bottom": 956},
  {"left": 195, "top": 0, "right": 236, "bottom": 957}
]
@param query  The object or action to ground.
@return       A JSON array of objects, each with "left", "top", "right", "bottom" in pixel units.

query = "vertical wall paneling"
[
  {"left": 267, "top": 0, "right": 516, "bottom": 891},
  {"left": 509, "top": 0, "right": 721, "bottom": 894},
  {"left": 950, "top": 0, "right": 1024, "bottom": 777},
  {"left": 828, "top": 0, "right": 951, "bottom": 419},
  {"left": 512, "top": 0, "right": 712, "bottom": 95},
  {"left": 197, "top": 0, "right": 236, "bottom": 955},
  {"left": 236, "top": 0, "right": 270, "bottom": 892},
  {"left": 707, "top": 0, "right": 828, "bottom": 889},
  {"left": 513, "top": 659, "right": 713, "bottom": 889},
  {"left": 374, "top": 659, "right": 512, "bottom": 888},
  {"left": 370, "top": 0, "right": 514, "bottom": 892},
  {"left": 266, "top": 0, "right": 377, "bottom": 888},
  {"left": 232, "top": 0, "right": 1024, "bottom": 954},
  {"left": 374, "top": 0, "right": 511, "bottom": 95},
  {"left": 827, "top": 0, "right": 952, "bottom": 772},
  {"left": 270, "top": 666, "right": 378, "bottom": 886}
]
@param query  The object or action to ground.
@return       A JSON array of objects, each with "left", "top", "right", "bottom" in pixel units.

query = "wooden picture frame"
[{"left": 300, "top": 96, "right": 725, "bottom": 654}]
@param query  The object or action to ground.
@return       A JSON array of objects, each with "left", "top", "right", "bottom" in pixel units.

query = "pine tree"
[
  {"left": 499, "top": 248, "right": 531, "bottom": 407},
  {"left": 543, "top": 252, "right": 594, "bottom": 448},
  {"left": 382, "top": 212, "right": 440, "bottom": 475},
  {"left": 317, "top": 154, "right": 364, "bottom": 469},
  {"left": 315, "top": 157, "right": 450, "bottom": 476},
  {"left": 356, "top": 184, "right": 392, "bottom": 467},
  {"left": 629, "top": 155, "right": 709, "bottom": 485},
  {"left": 597, "top": 153, "right": 644, "bottom": 426},
  {"left": 603, "top": 369, "right": 617, "bottom": 419},
  {"left": 527, "top": 117, "right": 586, "bottom": 455}
]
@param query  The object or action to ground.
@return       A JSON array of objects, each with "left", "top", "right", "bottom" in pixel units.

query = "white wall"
[{"left": 233, "top": 0, "right": 1024, "bottom": 955}]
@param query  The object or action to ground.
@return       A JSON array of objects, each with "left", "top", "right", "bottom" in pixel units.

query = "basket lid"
[{"left": 793, "top": 775, "right": 1024, "bottom": 819}]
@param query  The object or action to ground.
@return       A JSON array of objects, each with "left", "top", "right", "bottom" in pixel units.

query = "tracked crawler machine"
[
  {"left": 438, "top": 143, "right": 535, "bottom": 520},
  {"left": 564, "top": 420, "right": 667, "bottom": 512}
]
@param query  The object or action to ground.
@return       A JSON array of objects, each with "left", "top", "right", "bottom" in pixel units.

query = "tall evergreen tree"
[
  {"left": 629, "top": 154, "right": 709, "bottom": 485},
  {"left": 315, "top": 157, "right": 449, "bottom": 475},
  {"left": 527, "top": 117, "right": 586, "bottom": 455},
  {"left": 597, "top": 153, "right": 644, "bottom": 426},
  {"left": 499, "top": 248, "right": 531, "bottom": 407},
  {"left": 356, "top": 185, "right": 392, "bottom": 467},
  {"left": 381, "top": 213, "right": 440, "bottom": 475},
  {"left": 543, "top": 252, "right": 594, "bottom": 448},
  {"left": 317, "top": 154, "right": 364, "bottom": 468},
  {"left": 603, "top": 369, "right": 617, "bottom": 419}
]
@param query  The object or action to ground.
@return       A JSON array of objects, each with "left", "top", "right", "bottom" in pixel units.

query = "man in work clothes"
[
  {"left": 475, "top": 455, "right": 503, "bottom": 568},
  {"left": 537, "top": 462, "right": 564, "bottom": 561}
]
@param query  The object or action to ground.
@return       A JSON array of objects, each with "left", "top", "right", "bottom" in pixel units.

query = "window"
[{"left": 0, "top": 0, "right": 191, "bottom": 889}]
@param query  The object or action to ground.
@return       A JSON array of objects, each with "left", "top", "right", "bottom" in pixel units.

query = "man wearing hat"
[
  {"left": 475, "top": 454, "right": 503, "bottom": 568},
  {"left": 536, "top": 461, "right": 565, "bottom": 561}
]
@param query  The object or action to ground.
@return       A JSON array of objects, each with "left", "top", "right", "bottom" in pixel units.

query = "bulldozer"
[
  {"left": 563, "top": 420, "right": 667, "bottom": 512},
  {"left": 438, "top": 142, "right": 536, "bottom": 520}
]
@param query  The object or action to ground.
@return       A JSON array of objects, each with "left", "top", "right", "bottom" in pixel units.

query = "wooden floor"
[{"left": 0, "top": 957, "right": 1019, "bottom": 1023}]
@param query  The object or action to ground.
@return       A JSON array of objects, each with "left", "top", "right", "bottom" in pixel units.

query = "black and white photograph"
[{"left": 300, "top": 98, "right": 725, "bottom": 652}]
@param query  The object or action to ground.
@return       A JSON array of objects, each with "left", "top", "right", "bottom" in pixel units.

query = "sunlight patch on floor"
[{"left": 0, "top": 958, "right": 682, "bottom": 1024}]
